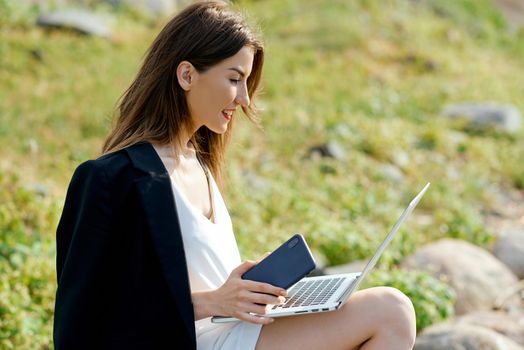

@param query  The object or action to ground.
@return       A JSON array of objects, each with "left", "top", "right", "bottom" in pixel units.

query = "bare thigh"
[{"left": 255, "top": 287, "right": 416, "bottom": 350}]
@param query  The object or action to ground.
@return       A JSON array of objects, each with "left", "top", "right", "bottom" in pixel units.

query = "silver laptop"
[{"left": 212, "top": 183, "right": 430, "bottom": 323}]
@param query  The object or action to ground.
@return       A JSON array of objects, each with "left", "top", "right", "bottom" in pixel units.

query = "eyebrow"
[{"left": 228, "top": 67, "right": 246, "bottom": 77}]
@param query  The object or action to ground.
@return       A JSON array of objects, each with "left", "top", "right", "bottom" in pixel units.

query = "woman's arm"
[
  {"left": 54, "top": 160, "right": 117, "bottom": 348},
  {"left": 191, "top": 261, "right": 288, "bottom": 325}
]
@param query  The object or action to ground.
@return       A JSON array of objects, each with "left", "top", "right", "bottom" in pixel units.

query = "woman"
[{"left": 54, "top": 1, "right": 416, "bottom": 349}]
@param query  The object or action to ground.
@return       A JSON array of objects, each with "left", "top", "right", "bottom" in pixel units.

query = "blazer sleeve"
[{"left": 54, "top": 160, "right": 116, "bottom": 347}]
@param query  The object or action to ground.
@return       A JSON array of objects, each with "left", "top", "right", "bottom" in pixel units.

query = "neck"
[{"left": 177, "top": 123, "right": 199, "bottom": 156}]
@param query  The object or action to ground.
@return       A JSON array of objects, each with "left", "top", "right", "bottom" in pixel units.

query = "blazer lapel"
[{"left": 125, "top": 142, "right": 196, "bottom": 341}]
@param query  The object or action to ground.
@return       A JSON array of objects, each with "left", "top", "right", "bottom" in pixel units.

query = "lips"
[{"left": 222, "top": 110, "right": 233, "bottom": 121}]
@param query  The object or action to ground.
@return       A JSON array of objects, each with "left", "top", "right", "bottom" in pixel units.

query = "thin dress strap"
[{"left": 196, "top": 154, "right": 214, "bottom": 222}]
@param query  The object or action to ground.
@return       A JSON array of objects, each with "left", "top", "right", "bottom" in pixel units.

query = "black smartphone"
[{"left": 241, "top": 233, "right": 316, "bottom": 290}]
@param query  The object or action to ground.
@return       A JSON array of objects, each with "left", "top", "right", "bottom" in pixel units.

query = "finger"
[
  {"left": 237, "top": 290, "right": 282, "bottom": 309},
  {"left": 249, "top": 292, "right": 286, "bottom": 306},
  {"left": 231, "top": 260, "right": 257, "bottom": 277},
  {"left": 226, "top": 302, "right": 266, "bottom": 319},
  {"left": 240, "top": 301, "right": 269, "bottom": 316},
  {"left": 244, "top": 280, "right": 287, "bottom": 297},
  {"left": 235, "top": 311, "right": 274, "bottom": 325}
]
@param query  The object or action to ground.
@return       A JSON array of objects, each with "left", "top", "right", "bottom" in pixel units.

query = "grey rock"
[
  {"left": 36, "top": 10, "right": 112, "bottom": 38},
  {"left": 446, "top": 166, "right": 461, "bottom": 180},
  {"left": 324, "top": 260, "right": 367, "bottom": 275},
  {"left": 456, "top": 310, "right": 524, "bottom": 346},
  {"left": 442, "top": 102, "right": 522, "bottom": 133},
  {"left": 27, "top": 183, "right": 49, "bottom": 197},
  {"left": 415, "top": 323, "right": 524, "bottom": 350},
  {"left": 308, "top": 141, "right": 347, "bottom": 160},
  {"left": 307, "top": 268, "right": 326, "bottom": 277},
  {"left": 379, "top": 163, "right": 405, "bottom": 183},
  {"left": 493, "top": 229, "right": 524, "bottom": 279},
  {"left": 107, "top": 0, "right": 183, "bottom": 17},
  {"left": 308, "top": 250, "right": 329, "bottom": 276},
  {"left": 447, "top": 130, "right": 468, "bottom": 145},
  {"left": 402, "top": 238, "right": 520, "bottom": 315},
  {"left": 28, "top": 138, "right": 39, "bottom": 154},
  {"left": 391, "top": 151, "right": 410, "bottom": 168},
  {"left": 242, "top": 171, "right": 272, "bottom": 191},
  {"left": 493, "top": 0, "right": 524, "bottom": 32},
  {"left": 333, "top": 124, "right": 353, "bottom": 138},
  {"left": 484, "top": 188, "right": 524, "bottom": 238}
]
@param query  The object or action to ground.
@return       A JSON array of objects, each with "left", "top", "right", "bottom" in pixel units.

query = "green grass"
[
  {"left": 1, "top": 0, "right": 524, "bottom": 346},
  {"left": 228, "top": 0, "right": 524, "bottom": 259}
]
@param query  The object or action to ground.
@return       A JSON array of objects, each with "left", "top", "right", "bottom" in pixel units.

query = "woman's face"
[{"left": 184, "top": 46, "right": 254, "bottom": 134}]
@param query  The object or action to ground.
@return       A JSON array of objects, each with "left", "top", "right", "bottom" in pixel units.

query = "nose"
[{"left": 235, "top": 82, "right": 250, "bottom": 107}]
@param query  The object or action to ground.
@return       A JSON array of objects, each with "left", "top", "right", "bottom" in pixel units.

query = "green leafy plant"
[
  {"left": 363, "top": 268, "right": 456, "bottom": 331},
  {"left": 0, "top": 172, "right": 57, "bottom": 349}
]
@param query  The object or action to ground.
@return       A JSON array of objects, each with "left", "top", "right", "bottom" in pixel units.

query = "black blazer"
[{"left": 54, "top": 142, "right": 196, "bottom": 349}]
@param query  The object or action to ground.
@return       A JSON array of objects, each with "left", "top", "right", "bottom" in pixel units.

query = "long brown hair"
[{"left": 102, "top": 0, "right": 264, "bottom": 186}]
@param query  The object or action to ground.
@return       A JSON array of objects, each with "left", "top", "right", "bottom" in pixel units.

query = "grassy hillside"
[
  {"left": 1, "top": 0, "right": 523, "bottom": 347},
  {"left": 230, "top": 0, "right": 524, "bottom": 260}
]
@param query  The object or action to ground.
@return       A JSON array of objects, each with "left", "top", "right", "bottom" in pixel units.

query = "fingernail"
[{"left": 280, "top": 290, "right": 288, "bottom": 296}]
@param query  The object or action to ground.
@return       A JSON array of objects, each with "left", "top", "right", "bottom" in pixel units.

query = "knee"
[{"left": 372, "top": 287, "right": 416, "bottom": 344}]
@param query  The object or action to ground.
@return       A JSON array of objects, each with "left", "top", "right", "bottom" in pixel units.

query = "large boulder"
[
  {"left": 402, "top": 238, "right": 519, "bottom": 314},
  {"left": 493, "top": 0, "right": 524, "bottom": 31},
  {"left": 36, "top": 10, "right": 112, "bottom": 38},
  {"left": 28, "top": 1, "right": 186, "bottom": 19},
  {"left": 415, "top": 323, "right": 524, "bottom": 350},
  {"left": 107, "top": 0, "right": 189, "bottom": 18},
  {"left": 456, "top": 310, "right": 524, "bottom": 346},
  {"left": 324, "top": 260, "right": 367, "bottom": 275},
  {"left": 493, "top": 229, "right": 524, "bottom": 279},
  {"left": 442, "top": 102, "right": 521, "bottom": 134}
]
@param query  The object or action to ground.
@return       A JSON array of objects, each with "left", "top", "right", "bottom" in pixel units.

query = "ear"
[{"left": 176, "top": 61, "right": 196, "bottom": 91}]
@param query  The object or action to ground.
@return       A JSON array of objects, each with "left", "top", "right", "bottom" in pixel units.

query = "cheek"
[
  {"left": 191, "top": 79, "right": 237, "bottom": 116},
  {"left": 214, "top": 78, "right": 236, "bottom": 100},
  {"left": 209, "top": 87, "right": 236, "bottom": 110},
  {"left": 224, "top": 85, "right": 237, "bottom": 102},
  {"left": 204, "top": 80, "right": 231, "bottom": 104}
]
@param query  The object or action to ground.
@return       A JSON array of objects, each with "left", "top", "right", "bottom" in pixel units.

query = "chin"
[{"left": 208, "top": 125, "right": 228, "bottom": 135}]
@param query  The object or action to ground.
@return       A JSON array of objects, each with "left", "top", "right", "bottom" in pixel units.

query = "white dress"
[{"left": 154, "top": 145, "right": 263, "bottom": 350}]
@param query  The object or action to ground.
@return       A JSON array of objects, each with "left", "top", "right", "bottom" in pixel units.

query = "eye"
[{"left": 229, "top": 79, "right": 240, "bottom": 85}]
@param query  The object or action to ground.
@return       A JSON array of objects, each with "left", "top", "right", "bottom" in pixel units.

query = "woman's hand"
[{"left": 192, "top": 260, "right": 288, "bottom": 325}]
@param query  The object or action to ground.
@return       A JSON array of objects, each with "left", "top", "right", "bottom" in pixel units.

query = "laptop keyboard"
[{"left": 272, "top": 277, "right": 344, "bottom": 310}]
